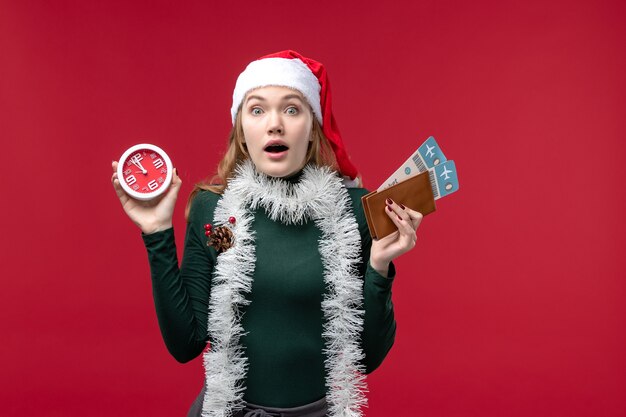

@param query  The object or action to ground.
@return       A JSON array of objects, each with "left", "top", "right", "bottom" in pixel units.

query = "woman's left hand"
[{"left": 370, "top": 199, "right": 423, "bottom": 277}]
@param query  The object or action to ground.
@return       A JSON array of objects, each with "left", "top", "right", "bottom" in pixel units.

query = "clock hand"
[
  {"left": 130, "top": 157, "right": 148, "bottom": 174},
  {"left": 136, "top": 160, "right": 147, "bottom": 173}
]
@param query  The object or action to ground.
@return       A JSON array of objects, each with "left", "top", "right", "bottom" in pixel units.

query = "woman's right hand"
[{"left": 111, "top": 161, "right": 182, "bottom": 234}]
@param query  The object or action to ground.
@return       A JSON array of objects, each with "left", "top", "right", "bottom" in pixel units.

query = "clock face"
[{"left": 117, "top": 144, "right": 173, "bottom": 201}]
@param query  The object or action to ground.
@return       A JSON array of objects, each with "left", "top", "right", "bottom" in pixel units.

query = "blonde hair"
[{"left": 185, "top": 107, "right": 339, "bottom": 219}]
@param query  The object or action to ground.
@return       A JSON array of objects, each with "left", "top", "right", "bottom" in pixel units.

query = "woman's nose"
[{"left": 267, "top": 111, "right": 283, "bottom": 135}]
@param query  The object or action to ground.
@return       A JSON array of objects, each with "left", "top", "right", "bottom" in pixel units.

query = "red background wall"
[{"left": 1, "top": 0, "right": 625, "bottom": 416}]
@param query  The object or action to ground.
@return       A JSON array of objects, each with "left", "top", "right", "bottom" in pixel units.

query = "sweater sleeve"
[
  {"left": 141, "top": 191, "right": 218, "bottom": 363},
  {"left": 348, "top": 188, "right": 398, "bottom": 374}
]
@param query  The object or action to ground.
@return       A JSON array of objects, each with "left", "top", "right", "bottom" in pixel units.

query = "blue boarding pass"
[
  {"left": 377, "top": 136, "right": 459, "bottom": 200},
  {"left": 378, "top": 136, "right": 447, "bottom": 191},
  {"left": 427, "top": 160, "right": 459, "bottom": 200}
]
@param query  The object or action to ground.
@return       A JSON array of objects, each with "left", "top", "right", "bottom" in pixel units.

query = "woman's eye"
[
  {"left": 286, "top": 107, "right": 299, "bottom": 115},
  {"left": 251, "top": 107, "right": 263, "bottom": 115}
]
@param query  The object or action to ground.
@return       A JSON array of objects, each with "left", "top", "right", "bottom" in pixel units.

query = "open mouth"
[{"left": 264, "top": 144, "right": 289, "bottom": 153}]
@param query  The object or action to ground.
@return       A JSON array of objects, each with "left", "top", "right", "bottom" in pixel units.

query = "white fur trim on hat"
[{"left": 231, "top": 57, "right": 323, "bottom": 125}]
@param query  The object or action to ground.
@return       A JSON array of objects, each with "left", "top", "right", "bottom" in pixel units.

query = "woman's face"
[{"left": 241, "top": 86, "right": 313, "bottom": 178}]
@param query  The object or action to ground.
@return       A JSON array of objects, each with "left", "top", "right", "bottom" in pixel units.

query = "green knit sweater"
[{"left": 142, "top": 186, "right": 397, "bottom": 408}]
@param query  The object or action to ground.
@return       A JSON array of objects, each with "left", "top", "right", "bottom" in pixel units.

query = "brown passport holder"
[{"left": 361, "top": 170, "right": 436, "bottom": 240}]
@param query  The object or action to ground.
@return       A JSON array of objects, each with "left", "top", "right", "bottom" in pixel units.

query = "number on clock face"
[{"left": 122, "top": 148, "right": 169, "bottom": 194}]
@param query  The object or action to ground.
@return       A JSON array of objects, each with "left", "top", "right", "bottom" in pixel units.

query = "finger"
[
  {"left": 401, "top": 205, "right": 421, "bottom": 218},
  {"left": 159, "top": 168, "right": 182, "bottom": 203},
  {"left": 384, "top": 203, "right": 414, "bottom": 235},
  {"left": 381, "top": 210, "right": 417, "bottom": 254},
  {"left": 112, "top": 177, "right": 130, "bottom": 203},
  {"left": 385, "top": 198, "right": 411, "bottom": 222},
  {"left": 169, "top": 167, "right": 181, "bottom": 186},
  {"left": 170, "top": 169, "right": 182, "bottom": 194},
  {"left": 404, "top": 210, "right": 423, "bottom": 230},
  {"left": 110, "top": 169, "right": 118, "bottom": 187},
  {"left": 384, "top": 199, "right": 413, "bottom": 229},
  {"left": 110, "top": 167, "right": 130, "bottom": 204},
  {"left": 110, "top": 161, "right": 127, "bottom": 199},
  {"left": 388, "top": 201, "right": 423, "bottom": 232},
  {"left": 386, "top": 204, "right": 419, "bottom": 250}
]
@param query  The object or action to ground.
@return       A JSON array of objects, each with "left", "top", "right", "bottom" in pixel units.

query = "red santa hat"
[{"left": 231, "top": 50, "right": 359, "bottom": 182}]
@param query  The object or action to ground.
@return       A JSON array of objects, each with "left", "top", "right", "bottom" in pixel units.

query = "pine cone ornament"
[{"left": 206, "top": 225, "right": 234, "bottom": 253}]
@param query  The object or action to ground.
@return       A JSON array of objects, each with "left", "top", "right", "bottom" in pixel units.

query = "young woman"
[{"left": 111, "top": 50, "right": 423, "bottom": 417}]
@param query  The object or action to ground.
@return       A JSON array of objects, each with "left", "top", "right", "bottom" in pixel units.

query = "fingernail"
[
  {"left": 397, "top": 215, "right": 403, "bottom": 221},
  {"left": 399, "top": 204, "right": 405, "bottom": 210},
  {"left": 386, "top": 206, "right": 392, "bottom": 212},
  {"left": 386, "top": 198, "right": 392, "bottom": 205}
]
